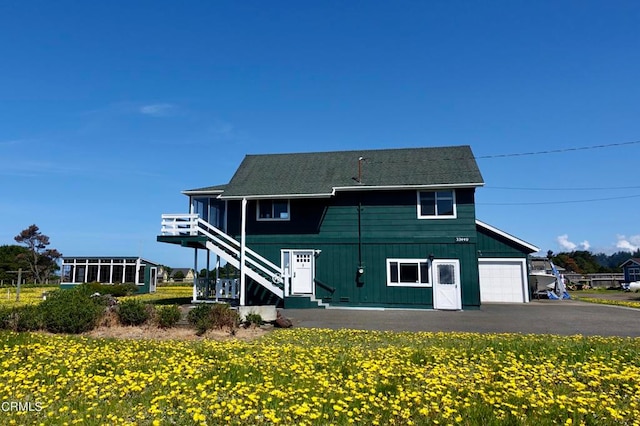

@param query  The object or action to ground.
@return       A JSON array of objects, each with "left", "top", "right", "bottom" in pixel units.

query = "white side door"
[
  {"left": 433, "top": 259, "right": 461, "bottom": 310},
  {"left": 149, "top": 267, "right": 157, "bottom": 293},
  {"left": 291, "top": 251, "right": 314, "bottom": 294}
]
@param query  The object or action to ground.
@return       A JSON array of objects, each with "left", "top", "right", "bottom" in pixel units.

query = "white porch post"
[
  {"left": 240, "top": 197, "right": 247, "bottom": 306},
  {"left": 135, "top": 258, "right": 142, "bottom": 285},
  {"left": 193, "top": 248, "right": 198, "bottom": 302}
]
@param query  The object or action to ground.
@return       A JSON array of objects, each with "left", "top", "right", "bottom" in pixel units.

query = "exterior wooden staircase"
[{"left": 160, "top": 214, "right": 284, "bottom": 299}]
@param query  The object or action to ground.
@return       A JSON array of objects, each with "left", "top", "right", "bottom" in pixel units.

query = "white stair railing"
[{"left": 161, "top": 214, "right": 283, "bottom": 298}]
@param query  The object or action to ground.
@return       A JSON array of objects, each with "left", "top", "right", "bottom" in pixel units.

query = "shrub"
[
  {"left": 156, "top": 305, "right": 182, "bottom": 328},
  {"left": 187, "top": 303, "right": 239, "bottom": 335},
  {"left": 244, "top": 312, "right": 263, "bottom": 327},
  {"left": 0, "top": 307, "right": 12, "bottom": 330},
  {"left": 79, "top": 282, "right": 138, "bottom": 297},
  {"left": 39, "top": 288, "right": 105, "bottom": 334},
  {"left": 210, "top": 303, "right": 240, "bottom": 329},
  {"left": 15, "top": 305, "right": 43, "bottom": 332},
  {"left": 187, "top": 304, "right": 213, "bottom": 335},
  {"left": 117, "top": 299, "right": 152, "bottom": 326}
]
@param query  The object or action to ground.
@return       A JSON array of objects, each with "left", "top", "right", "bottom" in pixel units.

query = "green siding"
[{"left": 229, "top": 188, "right": 481, "bottom": 308}]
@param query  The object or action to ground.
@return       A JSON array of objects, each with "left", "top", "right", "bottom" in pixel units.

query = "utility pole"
[{"left": 7, "top": 269, "right": 23, "bottom": 301}]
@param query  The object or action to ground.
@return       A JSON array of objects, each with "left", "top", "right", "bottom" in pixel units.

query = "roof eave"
[
  {"left": 220, "top": 192, "right": 333, "bottom": 200},
  {"left": 182, "top": 189, "right": 225, "bottom": 196},
  {"left": 332, "top": 182, "right": 484, "bottom": 194},
  {"left": 620, "top": 258, "right": 640, "bottom": 268},
  {"left": 219, "top": 182, "right": 484, "bottom": 199}
]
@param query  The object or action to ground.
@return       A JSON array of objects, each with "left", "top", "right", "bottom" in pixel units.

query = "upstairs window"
[
  {"left": 387, "top": 259, "right": 430, "bottom": 287},
  {"left": 257, "top": 200, "right": 290, "bottom": 221},
  {"left": 417, "top": 190, "right": 456, "bottom": 219}
]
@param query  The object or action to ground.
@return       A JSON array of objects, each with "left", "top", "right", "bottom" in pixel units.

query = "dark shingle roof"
[
  {"left": 620, "top": 258, "right": 640, "bottom": 268},
  {"left": 198, "top": 145, "right": 484, "bottom": 198}
]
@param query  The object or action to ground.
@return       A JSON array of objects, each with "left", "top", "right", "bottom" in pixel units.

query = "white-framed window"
[
  {"left": 257, "top": 199, "right": 290, "bottom": 221},
  {"left": 386, "top": 258, "right": 431, "bottom": 287},
  {"left": 629, "top": 267, "right": 640, "bottom": 282},
  {"left": 417, "top": 190, "right": 456, "bottom": 219}
]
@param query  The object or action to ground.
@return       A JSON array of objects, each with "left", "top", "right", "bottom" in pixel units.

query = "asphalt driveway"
[{"left": 282, "top": 299, "right": 640, "bottom": 337}]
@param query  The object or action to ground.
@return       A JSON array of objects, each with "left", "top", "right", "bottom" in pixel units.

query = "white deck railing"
[{"left": 161, "top": 214, "right": 199, "bottom": 236}]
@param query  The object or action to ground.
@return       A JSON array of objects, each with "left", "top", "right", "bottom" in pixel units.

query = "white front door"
[
  {"left": 291, "top": 251, "right": 314, "bottom": 294},
  {"left": 433, "top": 259, "right": 461, "bottom": 310}
]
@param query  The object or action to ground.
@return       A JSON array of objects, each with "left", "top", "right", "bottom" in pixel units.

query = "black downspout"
[
  {"left": 358, "top": 199, "right": 362, "bottom": 266},
  {"left": 356, "top": 199, "right": 365, "bottom": 286}
]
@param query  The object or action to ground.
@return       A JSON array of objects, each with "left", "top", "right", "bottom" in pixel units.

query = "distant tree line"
[
  {"left": 199, "top": 263, "right": 239, "bottom": 279},
  {"left": 157, "top": 263, "right": 239, "bottom": 281},
  {"left": 546, "top": 249, "right": 640, "bottom": 274}
]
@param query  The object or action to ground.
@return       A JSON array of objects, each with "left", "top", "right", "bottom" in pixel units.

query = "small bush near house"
[
  {"left": 187, "top": 303, "right": 239, "bottom": 335},
  {"left": 15, "top": 304, "right": 43, "bottom": 332},
  {"left": 155, "top": 304, "right": 182, "bottom": 328},
  {"left": 244, "top": 312, "right": 263, "bottom": 327},
  {"left": 0, "top": 305, "right": 45, "bottom": 332},
  {"left": 210, "top": 303, "right": 240, "bottom": 329},
  {"left": 39, "top": 288, "right": 105, "bottom": 334},
  {"left": 117, "top": 299, "right": 152, "bottom": 326},
  {"left": 0, "top": 306, "right": 14, "bottom": 330},
  {"left": 80, "top": 282, "right": 139, "bottom": 297},
  {"left": 187, "top": 304, "right": 212, "bottom": 335}
]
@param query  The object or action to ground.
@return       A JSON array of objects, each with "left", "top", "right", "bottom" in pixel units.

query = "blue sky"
[{"left": 1, "top": 1, "right": 639, "bottom": 267}]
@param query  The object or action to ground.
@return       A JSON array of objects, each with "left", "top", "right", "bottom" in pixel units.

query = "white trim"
[
  {"left": 182, "top": 189, "right": 225, "bottom": 196},
  {"left": 620, "top": 259, "right": 640, "bottom": 268},
  {"left": 386, "top": 258, "right": 432, "bottom": 287},
  {"left": 478, "top": 258, "right": 530, "bottom": 303},
  {"left": 222, "top": 192, "right": 332, "bottom": 200},
  {"left": 256, "top": 199, "right": 291, "bottom": 221},
  {"left": 219, "top": 182, "right": 484, "bottom": 200},
  {"left": 475, "top": 220, "right": 539, "bottom": 252},
  {"left": 417, "top": 190, "right": 457, "bottom": 219},
  {"left": 332, "top": 182, "right": 483, "bottom": 193},
  {"left": 281, "top": 248, "right": 316, "bottom": 296}
]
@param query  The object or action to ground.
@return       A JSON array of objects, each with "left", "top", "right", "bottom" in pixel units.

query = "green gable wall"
[{"left": 477, "top": 227, "right": 531, "bottom": 259}]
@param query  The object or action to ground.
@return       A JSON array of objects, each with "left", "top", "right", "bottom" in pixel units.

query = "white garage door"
[{"left": 478, "top": 259, "right": 529, "bottom": 303}]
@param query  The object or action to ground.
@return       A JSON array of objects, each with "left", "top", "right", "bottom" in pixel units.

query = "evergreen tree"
[{"left": 14, "top": 225, "right": 62, "bottom": 284}]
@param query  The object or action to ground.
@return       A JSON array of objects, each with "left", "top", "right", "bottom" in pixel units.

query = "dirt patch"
[{"left": 84, "top": 324, "right": 271, "bottom": 341}]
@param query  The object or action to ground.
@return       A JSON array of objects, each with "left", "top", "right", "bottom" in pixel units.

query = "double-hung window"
[
  {"left": 629, "top": 267, "right": 640, "bottom": 282},
  {"left": 387, "top": 258, "right": 430, "bottom": 287},
  {"left": 257, "top": 200, "right": 290, "bottom": 221},
  {"left": 417, "top": 190, "right": 456, "bottom": 218}
]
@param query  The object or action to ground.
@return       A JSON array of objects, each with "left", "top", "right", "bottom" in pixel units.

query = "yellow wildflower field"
[
  {"left": 0, "top": 285, "right": 193, "bottom": 308},
  {"left": 1, "top": 329, "right": 639, "bottom": 425},
  {"left": 575, "top": 297, "right": 640, "bottom": 310}
]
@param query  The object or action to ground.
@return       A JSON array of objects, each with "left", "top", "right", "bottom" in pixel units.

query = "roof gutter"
[
  {"left": 182, "top": 189, "right": 225, "bottom": 196},
  {"left": 219, "top": 182, "right": 484, "bottom": 200},
  {"left": 331, "top": 182, "right": 484, "bottom": 195}
]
